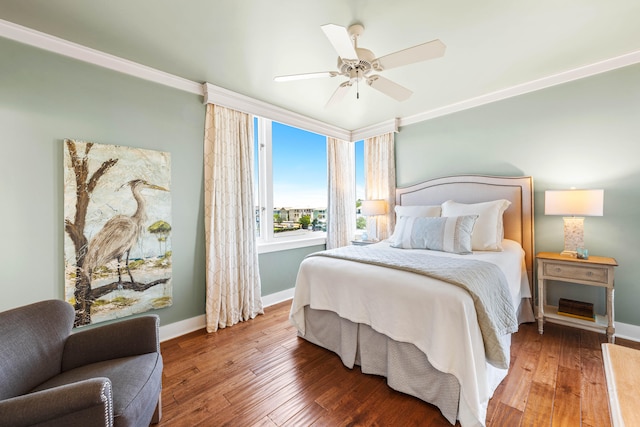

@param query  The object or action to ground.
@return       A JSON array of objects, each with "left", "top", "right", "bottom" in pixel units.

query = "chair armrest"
[
  {"left": 62, "top": 315, "right": 160, "bottom": 371},
  {"left": 0, "top": 378, "right": 112, "bottom": 427}
]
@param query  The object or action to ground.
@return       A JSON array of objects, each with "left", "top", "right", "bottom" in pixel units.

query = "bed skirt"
[{"left": 301, "top": 305, "right": 461, "bottom": 424}]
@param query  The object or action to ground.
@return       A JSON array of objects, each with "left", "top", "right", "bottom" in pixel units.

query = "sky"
[{"left": 259, "top": 121, "right": 364, "bottom": 208}]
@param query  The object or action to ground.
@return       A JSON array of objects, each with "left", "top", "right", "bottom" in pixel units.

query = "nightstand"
[
  {"left": 536, "top": 252, "right": 618, "bottom": 342},
  {"left": 351, "top": 240, "right": 376, "bottom": 246}
]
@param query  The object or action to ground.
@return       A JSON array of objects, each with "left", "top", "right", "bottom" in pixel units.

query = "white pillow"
[
  {"left": 441, "top": 199, "right": 511, "bottom": 251},
  {"left": 394, "top": 205, "right": 442, "bottom": 217},
  {"left": 390, "top": 215, "right": 477, "bottom": 254}
]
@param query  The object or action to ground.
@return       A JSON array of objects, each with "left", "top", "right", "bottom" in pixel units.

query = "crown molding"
[
  {"left": 0, "top": 18, "right": 203, "bottom": 95},
  {"left": 203, "top": 83, "right": 351, "bottom": 141},
  {"left": 0, "top": 18, "right": 353, "bottom": 140},
  {"left": 351, "top": 118, "right": 399, "bottom": 141},
  {"left": 5, "top": 18, "right": 637, "bottom": 137},
  {"left": 399, "top": 49, "right": 640, "bottom": 127}
]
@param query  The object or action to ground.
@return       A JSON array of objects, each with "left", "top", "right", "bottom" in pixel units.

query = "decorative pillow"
[
  {"left": 389, "top": 205, "right": 442, "bottom": 241},
  {"left": 441, "top": 199, "right": 511, "bottom": 251},
  {"left": 394, "top": 205, "right": 442, "bottom": 218},
  {"left": 390, "top": 215, "right": 478, "bottom": 254}
]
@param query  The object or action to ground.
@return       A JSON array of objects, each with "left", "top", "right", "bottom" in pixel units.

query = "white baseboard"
[
  {"left": 160, "top": 289, "right": 640, "bottom": 344},
  {"left": 613, "top": 322, "right": 640, "bottom": 343},
  {"left": 260, "top": 287, "right": 295, "bottom": 307},
  {"left": 159, "top": 314, "right": 206, "bottom": 342},
  {"left": 159, "top": 288, "right": 294, "bottom": 342}
]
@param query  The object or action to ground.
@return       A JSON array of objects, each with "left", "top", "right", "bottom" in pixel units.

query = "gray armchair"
[{"left": 0, "top": 299, "right": 163, "bottom": 427}]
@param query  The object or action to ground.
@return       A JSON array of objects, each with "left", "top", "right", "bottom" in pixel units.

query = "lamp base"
[{"left": 562, "top": 216, "right": 585, "bottom": 254}]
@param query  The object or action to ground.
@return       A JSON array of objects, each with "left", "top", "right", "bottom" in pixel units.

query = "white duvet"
[{"left": 289, "top": 239, "right": 532, "bottom": 427}]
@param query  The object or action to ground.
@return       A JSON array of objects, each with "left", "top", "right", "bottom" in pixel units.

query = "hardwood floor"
[{"left": 158, "top": 301, "right": 639, "bottom": 426}]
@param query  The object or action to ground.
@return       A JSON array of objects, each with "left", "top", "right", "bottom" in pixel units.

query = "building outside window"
[
  {"left": 254, "top": 118, "right": 364, "bottom": 248},
  {"left": 254, "top": 118, "right": 328, "bottom": 244}
]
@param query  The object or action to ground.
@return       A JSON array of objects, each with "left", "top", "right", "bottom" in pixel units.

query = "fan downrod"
[{"left": 347, "top": 24, "right": 364, "bottom": 40}]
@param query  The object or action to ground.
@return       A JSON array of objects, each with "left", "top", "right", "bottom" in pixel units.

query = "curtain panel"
[
  {"left": 364, "top": 132, "right": 396, "bottom": 240},
  {"left": 326, "top": 137, "right": 356, "bottom": 249},
  {"left": 203, "top": 104, "right": 263, "bottom": 333}
]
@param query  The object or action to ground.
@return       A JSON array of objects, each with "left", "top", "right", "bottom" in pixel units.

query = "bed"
[{"left": 289, "top": 175, "right": 535, "bottom": 427}]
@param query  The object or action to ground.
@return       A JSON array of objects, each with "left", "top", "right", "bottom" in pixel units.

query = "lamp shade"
[
  {"left": 360, "top": 199, "right": 387, "bottom": 216},
  {"left": 544, "top": 189, "right": 604, "bottom": 216}
]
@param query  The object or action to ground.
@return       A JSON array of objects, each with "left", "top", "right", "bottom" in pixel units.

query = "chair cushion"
[
  {"left": 31, "top": 353, "right": 162, "bottom": 427},
  {"left": 0, "top": 300, "right": 74, "bottom": 400}
]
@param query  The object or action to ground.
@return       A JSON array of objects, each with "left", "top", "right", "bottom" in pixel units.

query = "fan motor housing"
[{"left": 337, "top": 47, "right": 375, "bottom": 76}]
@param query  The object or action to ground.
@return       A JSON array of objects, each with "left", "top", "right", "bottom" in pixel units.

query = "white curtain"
[
  {"left": 326, "top": 137, "right": 356, "bottom": 249},
  {"left": 203, "top": 103, "right": 263, "bottom": 333},
  {"left": 365, "top": 132, "right": 396, "bottom": 240}
]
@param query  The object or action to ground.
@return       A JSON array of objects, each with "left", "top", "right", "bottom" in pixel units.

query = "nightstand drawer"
[{"left": 543, "top": 262, "right": 609, "bottom": 284}]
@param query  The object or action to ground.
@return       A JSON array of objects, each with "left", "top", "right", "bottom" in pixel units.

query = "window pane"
[
  {"left": 254, "top": 117, "right": 261, "bottom": 237},
  {"left": 272, "top": 122, "right": 327, "bottom": 237},
  {"left": 355, "top": 140, "right": 366, "bottom": 231}
]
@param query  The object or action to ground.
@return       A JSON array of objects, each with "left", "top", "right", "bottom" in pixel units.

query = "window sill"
[{"left": 257, "top": 234, "right": 326, "bottom": 254}]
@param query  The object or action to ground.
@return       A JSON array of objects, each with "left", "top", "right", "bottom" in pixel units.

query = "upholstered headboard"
[{"left": 396, "top": 175, "right": 534, "bottom": 285}]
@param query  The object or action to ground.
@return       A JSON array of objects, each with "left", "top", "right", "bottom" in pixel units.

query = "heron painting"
[{"left": 64, "top": 139, "right": 172, "bottom": 327}]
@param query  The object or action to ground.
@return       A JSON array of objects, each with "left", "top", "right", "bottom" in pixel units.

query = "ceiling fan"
[{"left": 274, "top": 23, "right": 446, "bottom": 107}]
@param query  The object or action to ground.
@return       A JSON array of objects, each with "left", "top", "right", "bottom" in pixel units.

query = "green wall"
[
  {"left": 259, "top": 245, "right": 325, "bottom": 296},
  {"left": 0, "top": 37, "right": 207, "bottom": 325},
  {"left": 0, "top": 37, "right": 306, "bottom": 327},
  {"left": 3, "top": 34, "right": 639, "bottom": 329},
  {"left": 396, "top": 63, "right": 640, "bottom": 325}
]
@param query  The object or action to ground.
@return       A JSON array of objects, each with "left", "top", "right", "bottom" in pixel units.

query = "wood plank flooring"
[{"left": 158, "top": 301, "right": 640, "bottom": 426}]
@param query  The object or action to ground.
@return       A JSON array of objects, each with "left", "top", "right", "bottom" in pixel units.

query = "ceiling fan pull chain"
[{"left": 357, "top": 69, "right": 360, "bottom": 99}]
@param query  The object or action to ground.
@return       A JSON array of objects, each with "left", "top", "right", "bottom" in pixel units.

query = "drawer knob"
[
  {"left": 587, "top": 271, "right": 593, "bottom": 277},
  {"left": 554, "top": 268, "right": 561, "bottom": 273}
]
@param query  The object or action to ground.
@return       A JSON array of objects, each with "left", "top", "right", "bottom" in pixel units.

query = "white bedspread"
[{"left": 289, "top": 239, "right": 531, "bottom": 427}]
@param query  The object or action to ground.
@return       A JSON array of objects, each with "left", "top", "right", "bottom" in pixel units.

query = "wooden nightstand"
[{"left": 536, "top": 252, "right": 618, "bottom": 342}]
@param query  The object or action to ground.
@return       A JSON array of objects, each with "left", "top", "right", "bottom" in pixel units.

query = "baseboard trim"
[
  {"left": 260, "top": 287, "right": 295, "bottom": 307},
  {"left": 159, "top": 314, "right": 206, "bottom": 342},
  {"left": 160, "top": 290, "right": 640, "bottom": 344},
  {"left": 159, "top": 288, "right": 295, "bottom": 342},
  {"left": 614, "top": 322, "right": 640, "bottom": 343}
]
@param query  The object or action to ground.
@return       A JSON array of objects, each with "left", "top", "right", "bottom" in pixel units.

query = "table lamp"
[
  {"left": 544, "top": 189, "right": 604, "bottom": 256},
  {"left": 360, "top": 199, "right": 388, "bottom": 241}
]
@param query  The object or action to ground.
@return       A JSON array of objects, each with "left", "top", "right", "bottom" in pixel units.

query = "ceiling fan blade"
[
  {"left": 367, "top": 75, "right": 412, "bottom": 101},
  {"left": 274, "top": 71, "right": 338, "bottom": 82},
  {"left": 374, "top": 39, "right": 446, "bottom": 71},
  {"left": 325, "top": 81, "right": 352, "bottom": 108},
  {"left": 321, "top": 24, "right": 358, "bottom": 60}
]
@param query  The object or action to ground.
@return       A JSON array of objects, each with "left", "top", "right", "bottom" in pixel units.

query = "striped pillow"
[{"left": 390, "top": 215, "right": 478, "bottom": 254}]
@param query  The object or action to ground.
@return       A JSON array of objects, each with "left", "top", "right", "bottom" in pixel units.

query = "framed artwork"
[{"left": 63, "top": 139, "right": 172, "bottom": 327}]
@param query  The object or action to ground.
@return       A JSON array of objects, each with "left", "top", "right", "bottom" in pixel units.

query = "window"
[
  {"left": 354, "top": 140, "right": 366, "bottom": 234},
  {"left": 254, "top": 117, "right": 328, "bottom": 251}
]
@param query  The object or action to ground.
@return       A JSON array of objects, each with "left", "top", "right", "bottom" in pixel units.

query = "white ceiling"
[{"left": 1, "top": 0, "right": 639, "bottom": 131}]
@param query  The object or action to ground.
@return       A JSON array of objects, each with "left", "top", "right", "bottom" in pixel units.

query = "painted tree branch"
[
  {"left": 90, "top": 278, "right": 170, "bottom": 300},
  {"left": 64, "top": 139, "right": 119, "bottom": 326}
]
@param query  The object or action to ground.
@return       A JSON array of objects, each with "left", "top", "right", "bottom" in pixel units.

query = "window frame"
[{"left": 254, "top": 116, "right": 327, "bottom": 254}]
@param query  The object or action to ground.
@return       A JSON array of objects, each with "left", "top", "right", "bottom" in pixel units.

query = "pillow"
[
  {"left": 389, "top": 205, "right": 442, "bottom": 241},
  {"left": 394, "top": 205, "right": 442, "bottom": 218},
  {"left": 441, "top": 199, "right": 511, "bottom": 251},
  {"left": 390, "top": 215, "right": 478, "bottom": 254}
]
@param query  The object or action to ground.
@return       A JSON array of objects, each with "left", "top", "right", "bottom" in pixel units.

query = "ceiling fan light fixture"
[{"left": 275, "top": 22, "right": 445, "bottom": 107}]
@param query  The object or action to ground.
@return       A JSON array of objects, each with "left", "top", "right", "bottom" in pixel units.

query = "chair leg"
[{"left": 151, "top": 395, "right": 162, "bottom": 424}]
